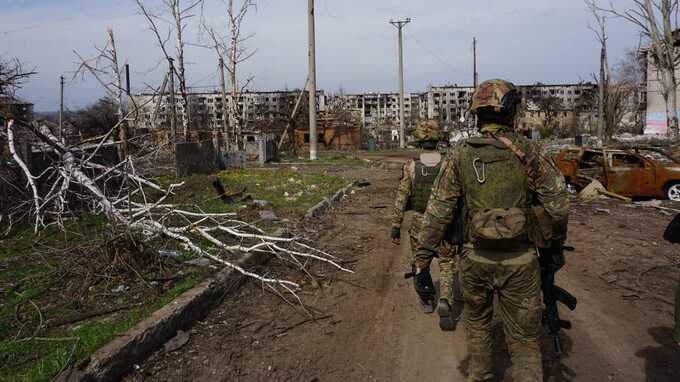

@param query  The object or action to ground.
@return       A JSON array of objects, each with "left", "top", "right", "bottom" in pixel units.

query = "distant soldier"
[
  {"left": 416, "top": 79, "right": 570, "bottom": 381},
  {"left": 391, "top": 120, "right": 459, "bottom": 330}
]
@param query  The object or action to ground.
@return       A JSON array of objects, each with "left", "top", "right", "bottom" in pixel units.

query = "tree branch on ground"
[{"left": 5, "top": 116, "right": 350, "bottom": 302}]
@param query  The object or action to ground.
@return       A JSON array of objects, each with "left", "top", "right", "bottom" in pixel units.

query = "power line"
[{"left": 409, "top": 33, "right": 460, "bottom": 77}]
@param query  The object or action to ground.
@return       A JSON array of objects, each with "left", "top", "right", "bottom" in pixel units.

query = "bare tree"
[
  {"left": 5, "top": 117, "right": 352, "bottom": 300},
  {"left": 529, "top": 89, "right": 563, "bottom": 135},
  {"left": 587, "top": 1, "right": 610, "bottom": 140},
  {"left": 67, "top": 97, "right": 119, "bottom": 139},
  {"left": 613, "top": 49, "right": 646, "bottom": 133},
  {"left": 588, "top": 0, "right": 680, "bottom": 136},
  {"left": 603, "top": 84, "right": 636, "bottom": 141},
  {"left": 0, "top": 57, "right": 36, "bottom": 98},
  {"left": 135, "top": 0, "right": 205, "bottom": 140},
  {"left": 201, "top": 1, "right": 256, "bottom": 149},
  {"left": 73, "top": 28, "right": 129, "bottom": 156}
]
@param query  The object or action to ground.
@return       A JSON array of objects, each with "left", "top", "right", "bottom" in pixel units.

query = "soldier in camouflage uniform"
[
  {"left": 415, "top": 80, "right": 569, "bottom": 381},
  {"left": 675, "top": 279, "right": 680, "bottom": 346},
  {"left": 391, "top": 120, "right": 459, "bottom": 330}
]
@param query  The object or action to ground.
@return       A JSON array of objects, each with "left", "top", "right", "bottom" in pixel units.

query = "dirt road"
[{"left": 128, "top": 165, "right": 680, "bottom": 382}]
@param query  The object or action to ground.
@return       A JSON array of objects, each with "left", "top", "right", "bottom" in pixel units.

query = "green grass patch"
[
  {"left": 157, "top": 168, "right": 347, "bottom": 218},
  {"left": 0, "top": 276, "right": 200, "bottom": 382},
  {"left": 0, "top": 167, "right": 346, "bottom": 381},
  {"left": 278, "top": 151, "right": 372, "bottom": 166},
  {"left": 0, "top": 216, "right": 204, "bottom": 382}
]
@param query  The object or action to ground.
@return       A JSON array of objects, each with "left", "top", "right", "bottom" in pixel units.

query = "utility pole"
[
  {"left": 473, "top": 37, "right": 479, "bottom": 89},
  {"left": 59, "top": 76, "right": 64, "bottom": 143},
  {"left": 121, "top": 63, "right": 131, "bottom": 157},
  {"left": 307, "top": 0, "right": 318, "bottom": 160},
  {"left": 390, "top": 18, "right": 411, "bottom": 149},
  {"left": 125, "top": 64, "right": 131, "bottom": 98},
  {"left": 598, "top": 16, "right": 608, "bottom": 141},
  {"left": 218, "top": 58, "right": 230, "bottom": 145},
  {"left": 168, "top": 58, "right": 177, "bottom": 141}
]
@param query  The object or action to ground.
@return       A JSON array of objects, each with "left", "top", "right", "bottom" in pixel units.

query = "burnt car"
[{"left": 554, "top": 147, "right": 680, "bottom": 201}]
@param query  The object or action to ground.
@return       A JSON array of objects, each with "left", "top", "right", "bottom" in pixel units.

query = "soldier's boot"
[{"left": 437, "top": 298, "right": 458, "bottom": 331}]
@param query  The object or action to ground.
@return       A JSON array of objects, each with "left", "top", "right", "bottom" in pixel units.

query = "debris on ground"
[
  {"left": 211, "top": 178, "right": 250, "bottom": 203},
  {"left": 111, "top": 284, "right": 130, "bottom": 294},
  {"left": 253, "top": 199, "right": 271, "bottom": 207},
  {"left": 183, "top": 258, "right": 213, "bottom": 268},
  {"left": 158, "top": 250, "right": 182, "bottom": 258},
  {"left": 259, "top": 210, "right": 280, "bottom": 221},
  {"left": 355, "top": 179, "right": 371, "bottom": 187},
  {"left": 594, "top": 208, "right": 611, "bottom": 215},
  {"left": 163, "top": 330, "right": 191, "bottom": 353},
  {"left": 635, "top": 200, "right": 680, "bottom": 216},
  {"left": 578, "top": 180, "right": 631, "bottom": 203}
]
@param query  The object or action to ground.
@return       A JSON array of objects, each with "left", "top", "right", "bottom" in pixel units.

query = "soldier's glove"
[
  {"left": 391, "top": 226, "right": 401, "bottom": 244},
  {"left": 414, "top": 267, "right": 436, "bottom": 304}
]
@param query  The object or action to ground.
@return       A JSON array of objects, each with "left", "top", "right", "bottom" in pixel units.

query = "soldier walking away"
[
  {"left": 675, "top": 278, "right": 680, "bottom": 346},
  {"left": 662, "top": 213, "right": 680, "bottom": 346},
  {"left": 391, "top": 120, "right": 460, "bottom": 330},
  {"left": 415, "top": 79, "right": 570, "bottom": 381}
]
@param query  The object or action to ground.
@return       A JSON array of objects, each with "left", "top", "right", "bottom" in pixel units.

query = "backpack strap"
[
  {"left": 490, "top": 132, "right": 526, "bottom": 164},
  {"left": 490, "top": 132, "right": 535, "bottom": 178}
]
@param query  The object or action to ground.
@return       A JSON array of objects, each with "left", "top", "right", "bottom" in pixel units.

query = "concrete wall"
[{"left": 175, "top": 141, "right": 217, "bottom": 177}]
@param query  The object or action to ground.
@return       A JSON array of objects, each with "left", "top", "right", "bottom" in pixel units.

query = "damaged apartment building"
[
  {"left": 330, "top": 83, "right": 598, "bottom": 143},
  {"left": 130, "top": 89, "right": 327, "bottom": 133},
  {"left": 428, "top": 83, "right": 598, "bottom": 136}
]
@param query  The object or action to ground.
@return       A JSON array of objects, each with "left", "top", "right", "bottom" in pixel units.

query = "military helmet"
[
  {"left": 414, "top": 119, "right": 442, "bottom": 142},
  {"left": 470, "top": 79, "right": 521, "bottom": 115}
]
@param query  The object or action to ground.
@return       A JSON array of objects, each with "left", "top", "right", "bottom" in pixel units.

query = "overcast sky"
[{"left": 1, "top": 0, "right": 642, "bottom": 111}]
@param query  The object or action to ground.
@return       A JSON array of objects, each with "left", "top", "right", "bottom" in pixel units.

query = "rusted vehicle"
[{"left": 554, "top": 147, "right": 680, "bottom": 201}]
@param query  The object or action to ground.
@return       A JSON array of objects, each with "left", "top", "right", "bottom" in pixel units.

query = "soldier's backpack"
[
  {"left": 407, "top": 160, "right": 442, "bottom": 213},
  {"left": 458, "top": 136, "right": 530, "bottom": 249}
]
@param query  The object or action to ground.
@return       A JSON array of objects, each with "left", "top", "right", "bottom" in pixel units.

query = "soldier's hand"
[{"left": 391, "top": 227, "right": 401, "bottom": 245}]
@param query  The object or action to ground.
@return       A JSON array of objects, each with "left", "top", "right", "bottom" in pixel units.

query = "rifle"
[{"left": 538, "top": 245, "right": 577, "bottom": 354}]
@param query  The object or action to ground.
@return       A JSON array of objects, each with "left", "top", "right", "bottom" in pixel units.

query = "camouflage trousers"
[
  {"left": 409, "top": 213, "right": 458, "bottom": 302},
  {"left": 460, "top": 247, "right": 543, "bottom": 382},
  {"left": 675, "top": 277, "right": 680, "bottom": 343}
]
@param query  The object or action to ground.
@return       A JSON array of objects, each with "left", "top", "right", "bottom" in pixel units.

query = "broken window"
[
  {"left": 579, "top": 150, "right": 606, "bottom": 185},
  {"left": 611, "top": 153, "right": 644, "bottom": 168}
]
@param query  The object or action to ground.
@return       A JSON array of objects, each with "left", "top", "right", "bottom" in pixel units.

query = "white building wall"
[{"left": 644, "top": 49, "right": 680, "bottom": 135}]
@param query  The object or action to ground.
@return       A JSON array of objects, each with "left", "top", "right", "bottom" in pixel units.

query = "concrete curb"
[
  {"left": 56, "top": 182, "right": 356, "bottom": 381},
  {"left": 57, "top": 251, "right": 268, "bottom": 382},
  {"left": 304, "top": 181, "right": 356, "bottom": 220}
]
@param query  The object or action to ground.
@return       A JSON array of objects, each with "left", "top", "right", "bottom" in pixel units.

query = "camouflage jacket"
[
  {"left": 392, "top": 152, "right": 442, "bottom": 229},
  {"left": 415, "top": 128, "right": 569, "bottom": 266}
]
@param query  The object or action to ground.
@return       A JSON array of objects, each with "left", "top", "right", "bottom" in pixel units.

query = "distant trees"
[
  {"left": 528, "top": 89, "right": 563, "bottom": 135},
  {"left": 608, "top": 50, "right": 646, "bottom": 136},
  {"left": 203, "top": 0, "right": 257, "bottom": 149},
  {"left": 67, "top": 97, "right": 119, "bottom": 139},
  {"left": 588, "top": 0, "right": 680, "bottom": 136},
  {"left": 0, "top": 56, "right": 35, "bottom": 98},
  {"left": 587, "top": 2, "right": 645, "bottom": 142},
  {"left": 135, "top": 0, "right": 207, "bottom": 140}
]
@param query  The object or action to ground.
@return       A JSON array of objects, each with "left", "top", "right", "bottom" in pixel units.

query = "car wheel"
[{"left": 667, "top": 183, "right": 680, "bottom": 201}]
